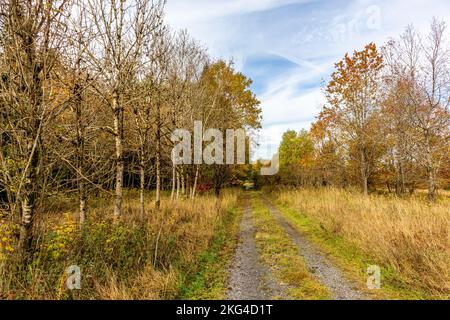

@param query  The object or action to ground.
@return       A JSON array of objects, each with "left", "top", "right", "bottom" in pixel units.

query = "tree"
[
  {"left": 83, "top": 0, "right": 165, "bottom": 215},
  {"left": 323, "top": 43, "right": 384, "bottom": 195},
  {"left": 0, "top": 0, "right": 71, "bottom": 256},
  {"left": 166, "top": 30, "right": 207, "bottom": 201},
  {"left": 279, "top": 130, "right": 314, "bottom": 186},
  {"left": 384, "top": 20, "right": 450, "bottom": 201},
  {"left": 199, "top": 61, "right": 261, "bottom": 196},
  {"left": 0, "top": 0, "right": 264, "bottom": 265}
]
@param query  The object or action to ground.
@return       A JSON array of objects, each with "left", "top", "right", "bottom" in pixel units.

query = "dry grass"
[
  {"left": 0, "top": 190, "right": 237, "bottom": 300},
  {"left": 276, "top": 188, "right": 450, "bottom": 298},
  {"left": 94, "top": 265, "right": 179, "bottom": 300}
]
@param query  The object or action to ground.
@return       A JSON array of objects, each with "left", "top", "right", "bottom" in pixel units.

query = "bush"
[{"left": 0, "top": 192, "right": 237, "bottom": 300}]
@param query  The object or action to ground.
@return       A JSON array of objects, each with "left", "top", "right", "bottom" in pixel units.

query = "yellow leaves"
[
  {"left": 325, "top": 42, "right": 383, "bottom": 120},
  {"left": 46, "top": 214, "right": 77, "bottom": 261},
  {"left": 201, "top": 60, "right": 262, "bottom": 130},
  {"left": 0, "top": 222, "right": 17, "bottom": 261}
]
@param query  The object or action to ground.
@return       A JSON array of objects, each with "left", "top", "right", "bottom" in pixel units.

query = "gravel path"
[
  {"left": 227, "top": 198, "right": 285, "bottom": 300},
  {"left": 263, "top": 199, "right": 368, "bottom": 300}
]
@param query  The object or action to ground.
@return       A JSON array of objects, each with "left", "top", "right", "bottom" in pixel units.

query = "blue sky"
[{"left": 165, "top": 0, "right": 450, "bottom": 158}]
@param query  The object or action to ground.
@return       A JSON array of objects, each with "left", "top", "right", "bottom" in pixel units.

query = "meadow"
[
  {"left": 274, "top": 188, "right": 450, "bottom": 299},
  {"left": 0, "top": 191, "right": 238, "bottom": 300}
]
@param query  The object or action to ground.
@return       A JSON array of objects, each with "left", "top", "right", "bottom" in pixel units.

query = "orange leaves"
[
  {"left": 324, "top": 42, "right": 384, "bottom": 127},
  {"left": 326, "top": 42, "right": 383, "bottom": 104},
  {"left": 311, "top": 107, "right": 338, "bottom": 140},
  {"left": 312, "top": 42, "right": 385, "bottom": 190}
]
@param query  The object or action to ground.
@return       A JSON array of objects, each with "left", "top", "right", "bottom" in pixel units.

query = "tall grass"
[
  {"left": 0, "top": 191, "right": 237, "bottom": 300},
  {"left": 276, "top": 188, "right": 450, "bottom": 297}
]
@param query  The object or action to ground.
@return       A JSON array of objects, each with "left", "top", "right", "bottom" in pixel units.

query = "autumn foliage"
[{"left": 278, "top": 23, "right": 450, "bottom": 199}]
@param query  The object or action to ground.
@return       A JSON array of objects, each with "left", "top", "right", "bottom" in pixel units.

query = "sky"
[{"left": 165, "top": 0, "right": 450, "bottom": 159}]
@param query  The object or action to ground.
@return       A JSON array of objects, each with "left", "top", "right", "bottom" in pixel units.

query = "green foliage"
[
  {"left": 279, "top": 130, "right": 315, "bottom": 185},
  {"left": 279, "top": 129, "right": 314, "bottom": 168}
]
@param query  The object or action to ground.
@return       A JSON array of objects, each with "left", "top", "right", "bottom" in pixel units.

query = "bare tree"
[
  {"left": 83, "top": 0, "right": 165, "bottom": 215},
  {"left": 165, "top": 30, "right": 207, "bottom": 200},
  {"left": 386, "top": 20, "right": 450, "bottom": 201},
  {"left": 144, "top": 23, "right": 171, "bottom": 209},
  {"left": 0, "top": 0, "right": 71, "bottom": 256}
]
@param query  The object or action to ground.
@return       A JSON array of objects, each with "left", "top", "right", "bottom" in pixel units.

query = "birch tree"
[
  {"left": 84, "top": 0, "right": 165, "bottom": 215},
  {"left": 166, "top": 30, "right": 207, "bottom": 200},
  {"left": 0, "top": 0, "right": 70, "bottom": 256}
]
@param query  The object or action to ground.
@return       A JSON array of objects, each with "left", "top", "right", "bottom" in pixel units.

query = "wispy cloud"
[
  {"left": 165, "top": 0, "right": 450, "bottom": 154},
  {"left": 166, "top": 0, "right": 309, "bottom": 25}
]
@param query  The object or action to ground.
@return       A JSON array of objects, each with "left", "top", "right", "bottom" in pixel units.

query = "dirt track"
[
  {"left": 227, "top": 198, "right": 285, "bottom": 300},
  {"left": 263, "top": 199, "right": 367, "bottom": 300},
  {"left": 228, "top": 194, "right": 368, "bottom": 300}
]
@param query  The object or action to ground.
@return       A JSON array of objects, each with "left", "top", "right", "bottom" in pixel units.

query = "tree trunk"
[
  {"left": 171, "top": 164, "right": 176, "bottom": 200},
  {"left": 176, "top": 171, "right": 180, "bottom": 199},
  {"left": 186, "top": 173, "right": 190, "bottom": 198},
  {"left": 113, "top": 92, "right": 124, "bottom": 216},
  {"left": 360, "top": 148, "right": 369, "bottom": 195},
  {"left": 425, "top": 133, "right": 438, "bottom": 202},
  {"left": 18, "top": 35, "right": 43, "bottom": 257},
  {"left": 400, "top": 162, "right": 406, "bottom": 195},
  {"left": 155, "top": 101, "right": 161, "bottom": 209},
  {"left": 19, "top": 192, "right": 34, "bottom": 258},
  {"left": 427, "top": 167, "right": 437, "bottom": 202},
  {"left": 139, "top": 146, "right": 145, "bottom": 219},
  {"left": 214, "top": 185, "right": 221, "bottom": 197},
  {"left": 395, "top": 160, "right": 406, "bottom": 197},
  {"left": 191, "top": 165, "right": 199, "bottom": 199},
  {"left": 74, "top": 82, "right": 87, "bottom": 225},
  {"left": 18, "top": 136, "right": 39, "bottom": 259},
  {"left": 181, "top": 168, "right": 185, "bottom": 197},
  {"left": 79, "top": 189, "right": 86, "bottom": 225}
]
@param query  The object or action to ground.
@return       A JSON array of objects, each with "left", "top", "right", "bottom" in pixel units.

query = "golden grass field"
[
  {"left": 1, "top": 187, "right": 449, "bottom": 300},
  {"left": 275, "top": 188, "right": 450, "bottom": 298}
]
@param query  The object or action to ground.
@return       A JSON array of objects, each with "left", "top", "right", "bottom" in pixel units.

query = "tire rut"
[
  {"left": 262, "top": 198, "right": 368, "bottom": 300},
  {"left": 227, "top": 197, "right": 286, "bottom": 300}
]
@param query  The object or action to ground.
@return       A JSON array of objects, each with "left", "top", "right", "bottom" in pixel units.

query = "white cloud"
[
  {"left": 165, "top": 0, "right": 450, "bottom": 157},
  {"left": 257, "top": 59, "right": 331, "bottom": 133},
  {"left": 262, "top": 87, "right": 325, "bottom": 126}
]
